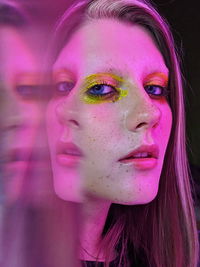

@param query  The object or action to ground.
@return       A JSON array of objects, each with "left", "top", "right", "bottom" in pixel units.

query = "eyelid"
[
  {"left": 144, "top": 84, "right": 169, "bottom": 99},
  {"left": 81, "top": 73, "right": 128, "bottom": 104},
  {"left": 53, "top": 77, "right": 75, "bottom": 85},
  {"left": 83, "top": 74, "right": 120, "bottom": 90},
  {"left": 53, "top": 70, "right": 75, "bottom": 84},
  {"left": 143, "top": 72, "right": 169, "bottom": 87},
  {"left": 52, "top": 71, "right": 76, "bottom": 97},
  {"left": 84, "top": 80, "right": 118, "bottom": 91},
  {"left": 144, "top": 81, "right": 168, "bottom": 89},
  {"left": 14, "top": 84, "right": 42, "bottom": 100},
  {"left": 83, "top": 82, "right": 119, "bottom": 104},
  {"left": 13, "top": 73, "right": 41, "bottom": 87},
  {"left": 55, "top": 81, "right": 75, "bottom": 92}
]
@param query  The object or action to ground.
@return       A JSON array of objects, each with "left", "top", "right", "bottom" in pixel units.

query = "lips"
[
  {"left": 56, "top": 141, "right": 83, "bottom": 166},
  {"left": 118, "top": 144, "right": 159, "bottom": 170}
]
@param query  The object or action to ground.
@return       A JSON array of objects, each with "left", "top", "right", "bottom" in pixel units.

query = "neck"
[{"left": 79, "top": 195, "right": 111, "bottom": 261}]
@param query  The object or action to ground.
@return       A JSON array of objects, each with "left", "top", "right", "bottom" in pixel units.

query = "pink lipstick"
[
  {"left": 56, "top": 141, "right": 83, "bottom": 166},
  {"left": 119, "top": 144, "right": 159, "bottom": 170}
]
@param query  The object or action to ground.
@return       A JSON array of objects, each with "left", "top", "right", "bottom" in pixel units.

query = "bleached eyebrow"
[{"left": 92, "top": 67, "right": 126, "bottom": 80}]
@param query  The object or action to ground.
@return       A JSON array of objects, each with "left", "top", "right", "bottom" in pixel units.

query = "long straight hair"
[{"left": 50, "top": 0, "right": 199, "bottom": 266}]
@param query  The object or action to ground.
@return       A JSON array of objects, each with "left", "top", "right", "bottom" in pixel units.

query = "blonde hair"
[{"left": 50, "top": 0, "right": 199, "bottom": 266}]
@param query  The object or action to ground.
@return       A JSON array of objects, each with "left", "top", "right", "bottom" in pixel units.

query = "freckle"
[
  {"left": 106, "top": 175, "right": 110, "bottom": 178},
  {"left": 126, "top": 170, "right": 129, "bottom": 173}
]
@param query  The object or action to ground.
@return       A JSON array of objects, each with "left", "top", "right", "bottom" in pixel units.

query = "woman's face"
[
  {"left": 0, "top": 27, "right": 48, "bottom": 204},
  {"left": 46, "top": 19, "right": 172, "bottom": 204}
]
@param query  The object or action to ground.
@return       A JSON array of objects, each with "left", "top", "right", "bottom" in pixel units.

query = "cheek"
[
  {"left": 80, "top": 102, "right": 172, "bottom": 204},
  {"left": 79, "top": 105, "right": 123, "bottom": 151},
  {"left": 26, "top": 104, "right": 42, "bottom": 125},
  {"left": 46, "top": 102, "right": 59, "bottom": 140},
  {"left": 10, "top": 103, "right": 42, "bottom": 147},
  {"left": 156, "top": 103, "right": 172, "bottom": 145}
]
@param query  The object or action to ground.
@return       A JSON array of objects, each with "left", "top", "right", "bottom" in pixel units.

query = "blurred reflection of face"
[
  {"left": 46, "top": 19, "right": 172, "bottom": 204},
  {"left": 0, "top": 27, "right": 44, "bottom": 203}
]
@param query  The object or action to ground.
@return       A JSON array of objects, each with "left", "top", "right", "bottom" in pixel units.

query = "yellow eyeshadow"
[{"left": 80, "top": 73, "right": 128, "bottom": 104}]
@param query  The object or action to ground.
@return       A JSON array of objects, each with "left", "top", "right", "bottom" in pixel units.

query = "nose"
[
  {"left": 125, "top": 93, "right": 161, "bottom": 133},
  {"left": 55, "top": 97, "right": 80, "bottom": 129}
]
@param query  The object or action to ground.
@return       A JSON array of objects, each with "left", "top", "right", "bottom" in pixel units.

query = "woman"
[{"left": 46, "top": 0, "right": 199, "bottom": 266}]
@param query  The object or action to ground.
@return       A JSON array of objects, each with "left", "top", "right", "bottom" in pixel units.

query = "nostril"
[
  {"left": 136, "top": 122, "right": 147, "bottom": 129},
  {"left": 153, "top": 121, "right": 158, "bottom": 128},
  {"left": 69, "top": 119, "right": 79, "bottom": 127}
]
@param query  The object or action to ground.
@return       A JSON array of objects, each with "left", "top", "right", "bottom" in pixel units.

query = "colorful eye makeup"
[
  {"left": 80, "top": 73, "right": 128, "bottom": 104},
  {"left": 143, "top": 72, "right": 169, "bottom": 98},
  {"left": 53, "top": 69, "right": 75, "bottom": 96},
  {"left": 52, "top": 70, "right": 168, "bottom": 103},
  {"left": 14, "top": 72, "right": 42, "bottom": 99}
]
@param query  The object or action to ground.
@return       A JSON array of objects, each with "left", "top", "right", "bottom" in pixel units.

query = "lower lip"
[
  {"left": 119, "top": 157, "right": 157, "bottom": 170},
  {"left": 56, "top": 154, "right": 82, "bottom": 166}
]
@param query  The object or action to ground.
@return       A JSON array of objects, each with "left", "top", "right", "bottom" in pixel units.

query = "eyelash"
[
  {"left": 86, "top": 81, "right": 118, "bottom": 97},
  {"left": 53, "top": 78, "right": 169, "bottom": 102},
  {"left": 85, "top": 83, "right": 169, "bottom": 101},
  {"left": 144, "top": 84, "right": 169, "bottom": 98},
  {"left": 54, "top": 81, "right": 75, "bottom": 96},
  {"left": 15, "top": 85, "right": 40, "bottom": 99}
]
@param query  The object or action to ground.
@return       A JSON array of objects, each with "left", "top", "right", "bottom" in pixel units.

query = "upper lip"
[
  {"left": 56, "top": 141, "right": 83, "bottom": 157},
  {"left": 119, "top": 144, "right": 159, "bottom": 161}
]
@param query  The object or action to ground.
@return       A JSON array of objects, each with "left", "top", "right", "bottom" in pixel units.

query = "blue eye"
[
  {"left": 87, "top": 84, "right": 116, "bottom": 96},
  {"left": 16, "top": 85, "right": 41, "bottom": 99},
  {"left": 144, "top": 85, "right": 168, "bottom": 97},
  {"left": 55, "top": 81, "right": 74, "bottom": 96}
]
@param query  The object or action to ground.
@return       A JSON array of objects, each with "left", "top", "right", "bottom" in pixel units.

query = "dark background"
[
  {"left": 153, "top": 0, "right": 200, "bottom": 168},
  {"left": 152, "top": 0, "right": 200, "bottom": 227}
]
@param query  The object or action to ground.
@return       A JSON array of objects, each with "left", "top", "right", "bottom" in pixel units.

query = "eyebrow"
[{"left": 93, "top": 67, "right": 126, "bottom": 79}]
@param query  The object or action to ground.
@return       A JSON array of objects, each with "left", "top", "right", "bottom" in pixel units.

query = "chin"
[
  {"left": 109, "top": 185, "right": 159, "bottom": 206},
  {"left": 53, "top": 177, "right": 83, "bottom": 203},
  {"left": 54, "top": 186, "right": 83, "bottom": 203}
]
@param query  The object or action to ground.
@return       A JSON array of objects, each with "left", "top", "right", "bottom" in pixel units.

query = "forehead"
[
  {"left": 54, "top": 19, "right": 168, "bottom": 78},
  {"left": 0, "top": 27, "right": 39, "bottom": 74}
]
